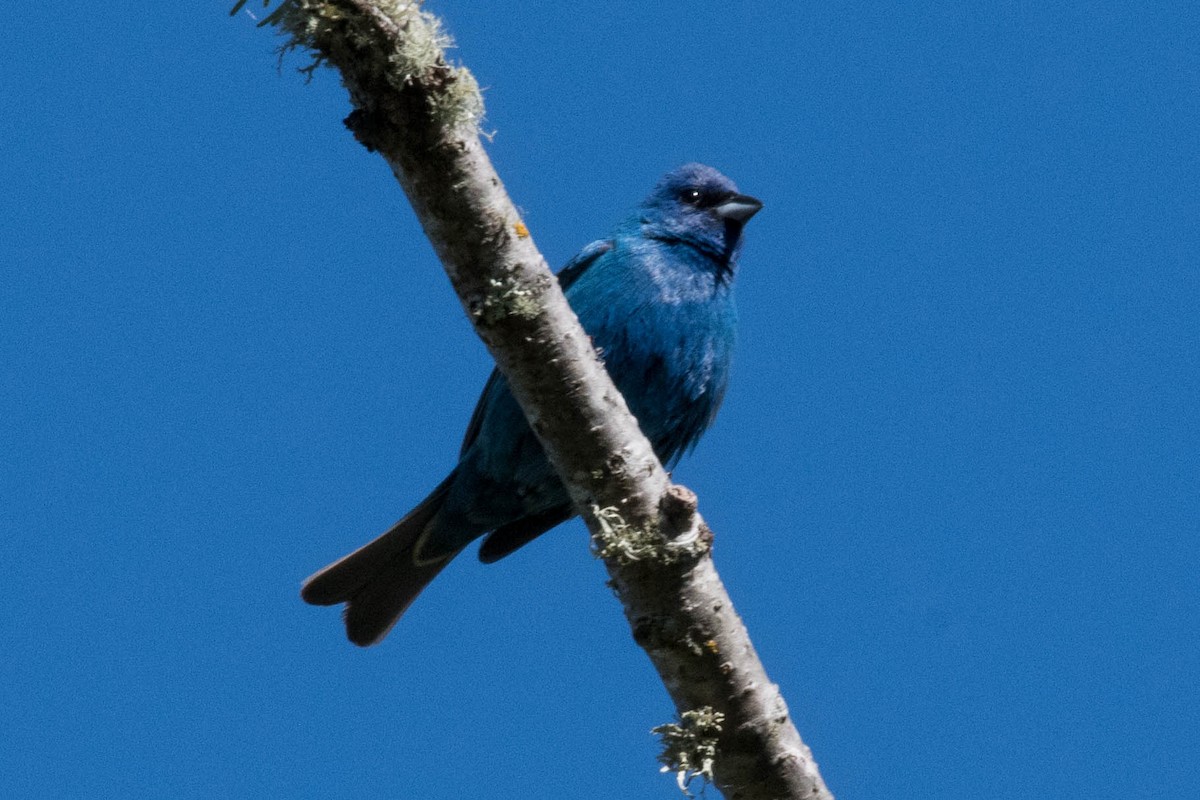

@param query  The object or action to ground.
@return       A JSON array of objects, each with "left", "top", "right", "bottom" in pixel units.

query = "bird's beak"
[{"left": 715, "top": 194, "right": 763, "bottom": 224}]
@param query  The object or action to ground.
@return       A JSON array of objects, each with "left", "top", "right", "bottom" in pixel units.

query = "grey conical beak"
[{"left": 715, "top": 193, "right": 763, "bottom": 224}]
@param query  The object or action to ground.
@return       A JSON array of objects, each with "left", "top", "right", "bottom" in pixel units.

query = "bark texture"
[{"left": 265, "top": 3, "right": 833, "bottom": 797}]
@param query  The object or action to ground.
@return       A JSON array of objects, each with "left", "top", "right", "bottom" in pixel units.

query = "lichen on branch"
[
  {"left": 240, "top": 0, "right": 483, "bottom": 133},
  {"left": 654, "top": 707, "right": 725, "bottom": 797}
]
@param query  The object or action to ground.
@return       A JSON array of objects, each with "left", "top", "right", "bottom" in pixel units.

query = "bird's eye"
[{"left": 681, "top": 188, "right": 703, "bottom": 205}]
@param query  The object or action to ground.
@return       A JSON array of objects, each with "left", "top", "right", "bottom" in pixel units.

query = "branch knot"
[{"left": 590, "top": 493, "right": 710, "bottom": 566}]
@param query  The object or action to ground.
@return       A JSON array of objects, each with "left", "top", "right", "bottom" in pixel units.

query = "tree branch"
[{"left": 259, "top": 2, "right": 832, "bottom": 797}]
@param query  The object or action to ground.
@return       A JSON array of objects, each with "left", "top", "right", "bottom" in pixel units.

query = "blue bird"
[{"left": 302, "top": 164, "right": 762, "bottom": 645}]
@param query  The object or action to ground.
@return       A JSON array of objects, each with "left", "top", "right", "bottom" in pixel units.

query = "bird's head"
[{"left": 639, "top": 163, "right": 763, "bottom": 267}]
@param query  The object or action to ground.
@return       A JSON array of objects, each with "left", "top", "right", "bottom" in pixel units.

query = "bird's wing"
[
  {"left": 458, "top": 239, "right": 615, "bottom": 457},
  {"left": 556, "top": 238, "right": 614, "bottom": 291},
  {"left": 459, "top": 368, "right": 503, "bottom": 458}
]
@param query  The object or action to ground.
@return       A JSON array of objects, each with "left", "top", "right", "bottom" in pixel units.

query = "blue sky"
[{"left": 3, "top": 2, "right": 1197, "bottom": 797}]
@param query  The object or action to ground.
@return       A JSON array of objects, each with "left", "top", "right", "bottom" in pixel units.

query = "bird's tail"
[{"left": 301, "top": 475, "right": 463, "bottom": 646}]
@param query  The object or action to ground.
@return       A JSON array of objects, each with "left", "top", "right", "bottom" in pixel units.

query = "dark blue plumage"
[{"left": 302, "top": 164, "right": 762, "bottom": 645}]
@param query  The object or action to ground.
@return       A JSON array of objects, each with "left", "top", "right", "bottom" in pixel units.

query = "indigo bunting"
[{"left": 302, "top": 164, "right": 761, "bottom": 645}]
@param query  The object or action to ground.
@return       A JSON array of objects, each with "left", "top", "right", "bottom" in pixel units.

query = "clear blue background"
[{"left": 3, "top": 2, "right": 1197, "bottom": 797}]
